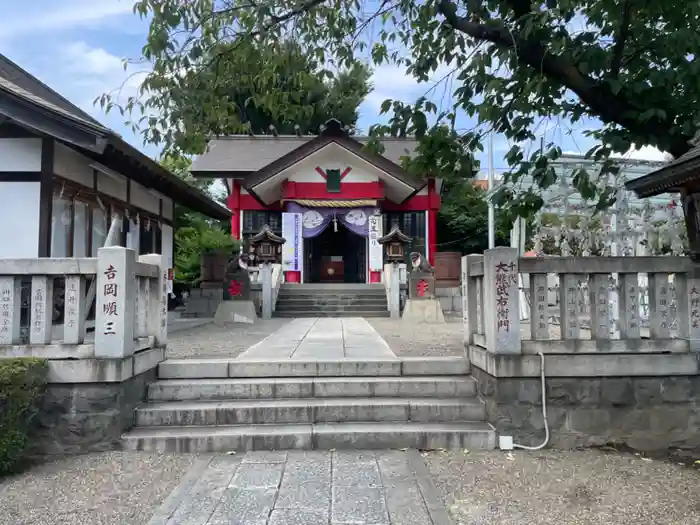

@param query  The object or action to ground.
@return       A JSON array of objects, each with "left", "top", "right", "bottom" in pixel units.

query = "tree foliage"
[
  {"left": 114, "top": 0, "right": 700, "bottom": 220},
  {"left": 101, "top": 32, "right": 371, "bottom": 155},
  {"left": 437, "top": 181, "right": 511, "bottom": 253}
]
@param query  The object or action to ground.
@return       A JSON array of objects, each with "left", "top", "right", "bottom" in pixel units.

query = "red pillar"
[
  {"left": 427, "top": 178, "right": 440, "bottom": 265},
  {"left": 227, "top": 181, "right": 241, "bottom": 240}
]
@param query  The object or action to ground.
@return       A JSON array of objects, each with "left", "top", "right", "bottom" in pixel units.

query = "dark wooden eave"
[
  {"left": 0, "top": 84, "right": 230, "bottom": 221},
  {"left": 243, "top": 119, "right": 425, "bottom": 203},
  {"left": 250, "top": 225, "right": 286, "bottom": 244},
  {"left": 378, "top": 226, "right": 413, "bottom": 244},
  {"left": 626, "top": 147, "right": 700, "bottom": 198}
]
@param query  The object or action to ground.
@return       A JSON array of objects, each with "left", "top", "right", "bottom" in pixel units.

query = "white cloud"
[
  {"left": 61, "top": 42, "right": 150, "bottom": 114},
  {"left": 624, "top": 145, "right": 671, "bottom": 162},
  {"left": 362, "top": 63, "right": 454, "bottom": 112},
  {"left": 0, "top": 0, "right": 134, "bottom": 41}
]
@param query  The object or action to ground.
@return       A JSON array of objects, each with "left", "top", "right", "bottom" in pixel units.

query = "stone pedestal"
[
  {"left": 215, "top": 257, "right": 257, "bottom": 324},
  {"left": 402, "top": 299, "right": 445, "bottom": 323},
  {"left": 214, "top": 300, "right": 257, "bottom": 324}
]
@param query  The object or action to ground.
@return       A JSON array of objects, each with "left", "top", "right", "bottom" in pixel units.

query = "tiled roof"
[{"left": 191, "top": 135, "right": 419, "bottom": 172}]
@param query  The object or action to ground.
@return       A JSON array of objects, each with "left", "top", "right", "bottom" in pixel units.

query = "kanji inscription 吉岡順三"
[{"left": 103, "top": 264, "right": 118, "bottom": 335}]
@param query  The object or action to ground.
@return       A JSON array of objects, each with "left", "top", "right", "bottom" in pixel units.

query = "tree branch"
[
  {"left": 437, "top": 0, "right": 691, "bottom": 158},
  {"left": 609, "top": 1, "right": 633, "bottom": 78}
]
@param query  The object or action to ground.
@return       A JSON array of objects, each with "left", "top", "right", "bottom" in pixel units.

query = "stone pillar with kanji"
[
  {"left": 483, "top": 247, "right": 521, "bottom": 354},
  {"left": 213, "top": 255, "right": 257, "bottom": 324},
  {"left": 95, "top": 246, "right": 137, "bottom": 358}
]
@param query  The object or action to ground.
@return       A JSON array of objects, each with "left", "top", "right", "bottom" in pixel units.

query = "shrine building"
[{"left": 191, "top": 119, "right": 443, "bottom": 284}]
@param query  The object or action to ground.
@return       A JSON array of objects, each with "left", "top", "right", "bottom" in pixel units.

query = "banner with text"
[
  {"left": 282, "top": 212, "right": 302, "bottom": 272},
  {"left": 368, "top": 213, "right": 383, "bottom": 272}
]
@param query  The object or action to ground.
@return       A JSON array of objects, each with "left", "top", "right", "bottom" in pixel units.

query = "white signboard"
[
  {"left": 368, "top": 213, "right": 383, "bottom": 272},
  {"left": 282, "top": 212, "right": 302, "bottom": 271}
]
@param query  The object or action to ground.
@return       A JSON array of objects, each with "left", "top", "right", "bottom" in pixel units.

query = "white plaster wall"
[
  {"left": 161, "top": 196, "right": 173, "bottom": 220},
  {"left": 285, "top": 144, "right": 378, "bottom": 183},
  {"left": 95, "top": 168, "right": 127, "bottom": 201},
  {"left": 0, "top": 182, "right": 40, "bottom": 257},
  {"left": 53, "top": 143, "right": 93, "bottom": 187},
  {"left": 0, "top": 138, "right": 42, "bottom": 171},
  {"left": 130, "top": 180, "right": 160, "bottom": 214}
]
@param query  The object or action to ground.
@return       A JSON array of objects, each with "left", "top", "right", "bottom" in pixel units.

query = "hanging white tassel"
[{"left": 333, "top": 216, "right": 338, "bottom": 233}]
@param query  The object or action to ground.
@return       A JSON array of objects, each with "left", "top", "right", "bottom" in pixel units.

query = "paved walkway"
[
  {"left": 237, "top": 318, "right": 397, "bottom": 360},
  {"left": 147, "top": 450, "right": 450, "bottom": 525}
]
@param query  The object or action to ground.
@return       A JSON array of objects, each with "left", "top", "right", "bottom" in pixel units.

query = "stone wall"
[
  {"left": 33, "top": 367, "right": 157, "bottom": 455},
  {"left": 436, "top": 286, "right": 461, "bottom": 314},
  {"left": 471, "top": 366, "right": 700, "bottom": 451}
]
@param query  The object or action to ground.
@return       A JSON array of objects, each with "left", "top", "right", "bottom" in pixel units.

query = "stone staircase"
[
  {"left": 274, "top": 283, "right": 389, "bottom": 318},
  {"left": 121, "top": 356, "right": 496, "bottom": 452}
]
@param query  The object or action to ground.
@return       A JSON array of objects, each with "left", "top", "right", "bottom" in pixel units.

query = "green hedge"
[{"left": 0, "top": 358, "right": 48, "bottom": 475}]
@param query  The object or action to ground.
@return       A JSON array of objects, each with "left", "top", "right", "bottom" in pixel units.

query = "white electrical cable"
[{"left": 513, "top": 351, "right": 550, "bottom": 451}]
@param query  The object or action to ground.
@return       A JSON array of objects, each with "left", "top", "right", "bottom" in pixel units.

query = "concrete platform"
[{"left": 237, "top": 318, "right": 396, "bottom": 360}]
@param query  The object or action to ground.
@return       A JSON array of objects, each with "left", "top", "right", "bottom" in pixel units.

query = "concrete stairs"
[
  {"left": 122, "top": 356, "right": 496, "bottom": 453},
  {"left": 274, "top": 283, "right": 389, "bottom": 318}
]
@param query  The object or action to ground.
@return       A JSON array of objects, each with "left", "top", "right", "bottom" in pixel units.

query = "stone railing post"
[
  {"left": 483, "top": 247, "right": 521, "bottom": 354},
  {"left": 95, "top": 246, "right": 137, "bottom": 358},
  {"left": 389, "top": 263, "right": 400, "bottom": 319},
  {"left": 139, "top": 253, "right": 168, "bottom": 346},
  {"left": 0, "top": 276, "right": 22, "bottom": 345},
  {"left": 675, "top": 266, "right": 700, "bottom": 352},
  {"left": 462, "top": 255, "right": 480, "bottom": 346},
  {"left": 261, "top": 263, "right": 273, "bottom": 319}
]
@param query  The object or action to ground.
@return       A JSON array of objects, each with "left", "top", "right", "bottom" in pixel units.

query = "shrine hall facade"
[{"left": 192, "top": 119, "right": 442, "bottom": 284}]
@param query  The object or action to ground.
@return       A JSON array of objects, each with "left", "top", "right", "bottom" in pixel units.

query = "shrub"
[{"left": 0, "top": 358, "right": 48, "bottom": 475}]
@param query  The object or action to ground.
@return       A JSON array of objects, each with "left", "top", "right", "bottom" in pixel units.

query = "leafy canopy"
[
  {"left": 100, "top": 28, "right": 371, "bottom": 155},
  {"left": 114, "top": 0, "right": 700, "bottom": 220}
]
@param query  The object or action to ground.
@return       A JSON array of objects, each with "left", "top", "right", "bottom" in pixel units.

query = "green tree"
[
  {"left": 116, "top": 0, "right": 700, "bottom": 220},
  {"left": 437, "top": 181, "right": 511, "bottom": 254},
  {"left": 102, "top": 37, "right": 372, "bottom": 155}
]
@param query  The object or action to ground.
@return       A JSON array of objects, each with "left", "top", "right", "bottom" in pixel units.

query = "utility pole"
[{"left": 487, "top": 132, "right": 495, "bottom": 249}]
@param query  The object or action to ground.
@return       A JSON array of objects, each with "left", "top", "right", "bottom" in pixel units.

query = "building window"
[
  {"left": 73, "top": 200, "right": 89, "bottom": 257},
  {"left": 326, "top": 169, "right": 341, "bottom": 193},
  {"left": 91, "top": 206, "right": 108, "bottom": 256},
  {"left": 51, "top": 194, "right": 72, "bottom": 257}
]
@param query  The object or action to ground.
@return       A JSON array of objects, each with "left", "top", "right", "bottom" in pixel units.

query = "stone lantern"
[
  {"left": 377, "top": 226, "right": 412, "bottom": 264},
  {"left": 248, "top": 225, "right": 286, "bottom": 265}
]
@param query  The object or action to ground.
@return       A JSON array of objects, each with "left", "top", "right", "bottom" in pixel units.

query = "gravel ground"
[
  {"left": 0, "top": 451, "right": 196, "bottom": 525},
  {"left": 369, "top": 317, "right": 467, "bottom": 357},
  {"left": 425, "top": 449, "right": 700, "bottom": 525},
  {"left": 166, "top": 318, "right": 290, "bottom": 359}
]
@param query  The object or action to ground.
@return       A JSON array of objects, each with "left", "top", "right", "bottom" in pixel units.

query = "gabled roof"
[
  {"left": 625, "top": 145, "right": 700, "bottom": 198},
  {"left": 0, "top": 54, "right": 230, "bottom": 220},
  {"left": 243, "top": 119, "right": 424, "bottom": 194},
  {"left": 191, "top": 133, "right": 419, "bottom": 175}
]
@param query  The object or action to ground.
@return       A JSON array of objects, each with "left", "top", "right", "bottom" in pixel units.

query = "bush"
[{"left": 0, "top": 358, "right": 48, "bottom": 475}]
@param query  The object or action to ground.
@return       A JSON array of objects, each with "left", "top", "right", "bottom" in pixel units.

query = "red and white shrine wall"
[
  {"left": 0, "top": 129, "right": 174, "bottom": 267},
  {"left": 223, "top": 145, "right": 441, "bottom": 283}
]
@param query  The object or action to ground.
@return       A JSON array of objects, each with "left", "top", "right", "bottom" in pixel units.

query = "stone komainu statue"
[{"left": 409, "top": 252, "right": 434, "bottom": 274}]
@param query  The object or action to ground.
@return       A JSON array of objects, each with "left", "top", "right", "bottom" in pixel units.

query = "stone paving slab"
[
  {"left": 147, "top": 450, "right": 451, "bottom": 525},
  {"left": 237, "top": 318, "right": 396, "bottom": 360}
]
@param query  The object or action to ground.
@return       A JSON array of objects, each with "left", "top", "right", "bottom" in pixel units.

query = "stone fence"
[
  {"left": 0, "top": 246, "right": 167, "bottom": 454},
  {"left": 463, "top": 247, "right": 700, "bottom": 450}
]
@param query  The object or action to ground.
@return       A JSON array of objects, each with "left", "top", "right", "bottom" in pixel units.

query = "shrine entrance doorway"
[{"left": 304, "top": 224, "right": 366, "bottom": 284}]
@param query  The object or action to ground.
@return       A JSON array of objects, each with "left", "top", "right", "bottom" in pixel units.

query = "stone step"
[
  {"left": 122, "top": 421, "right": 496, "bottom": 452},
  {"left": 280, "top": 284, "right": 384, "bottom": 291},
  {"left": 135, "top": 397, "right": 487, "bottom": 426},
  {"left": 159, "top": 356, "right": 469, "bottom": 379},
  {"left": 276, "top": 294, "right": 387, "bottom": 301},
  {"left": 275, "top": 298, "right": 388, "bottom": 306},
  {"left": 274, "top": 311, "right": 390, "bottom": 318},
  {"left": 275, "top": 304, "right": 388, "bottom": 312},
  {"left": 148, "top": 376, "right": 477, "bottom": 402}
]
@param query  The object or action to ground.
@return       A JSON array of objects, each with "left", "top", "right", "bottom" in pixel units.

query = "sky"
[{"left": 0, "top": 0, "right": 669, "bottom": 176}]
